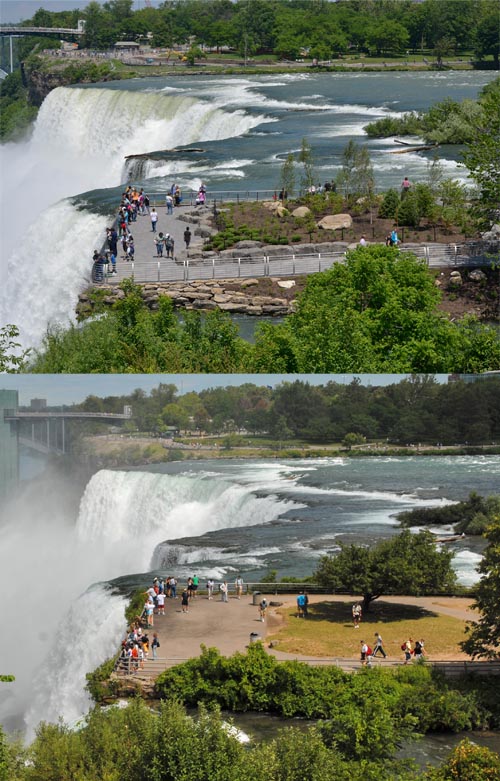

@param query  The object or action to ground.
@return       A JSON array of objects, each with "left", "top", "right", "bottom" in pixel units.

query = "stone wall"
[{"left": 77, "top": 278, "right": 296, "bottom": 318}]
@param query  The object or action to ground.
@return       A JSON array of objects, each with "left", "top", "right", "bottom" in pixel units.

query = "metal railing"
[{"left": 101, "top": 241, "right": 496, "bottom": 285}]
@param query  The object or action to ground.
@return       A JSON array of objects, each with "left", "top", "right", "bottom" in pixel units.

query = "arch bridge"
[{"left": 0, "top": 24, "right": 84, "bottom": 72}]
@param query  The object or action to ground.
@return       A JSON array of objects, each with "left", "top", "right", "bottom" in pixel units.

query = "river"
[
  {"left": 0, "top": 70, "right": 495, "bottom": 351},
  {"left": 0, "top": 453, "right": 498, "bottom": 738}
]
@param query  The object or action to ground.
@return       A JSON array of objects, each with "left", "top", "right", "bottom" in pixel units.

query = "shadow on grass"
[{"left": 305, "top": 601, "right": 438, "bottom": 624}]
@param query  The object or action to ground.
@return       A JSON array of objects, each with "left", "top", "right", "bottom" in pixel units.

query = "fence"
[{"left": 100, "top": 241, "right": 495, "bottom": 285}]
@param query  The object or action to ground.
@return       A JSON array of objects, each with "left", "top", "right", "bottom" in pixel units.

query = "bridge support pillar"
[{"left": 9, "top": 36, "right": 14, "bottom": 73}]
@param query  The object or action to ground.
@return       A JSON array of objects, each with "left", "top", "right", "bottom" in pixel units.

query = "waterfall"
[
  {"left": 0, "top": 85, "right": 263, "bottom": 348},
  {"left": 0, "top": 467, "right": 299, "bottom": 737}
]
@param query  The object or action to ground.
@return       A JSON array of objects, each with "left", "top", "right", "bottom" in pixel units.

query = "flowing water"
[
  {"left": 1, "top": 454, "right": 498, "bottom": 738},
  {"left": 0, "top": 71, "right": 495, "bottom": 350}
]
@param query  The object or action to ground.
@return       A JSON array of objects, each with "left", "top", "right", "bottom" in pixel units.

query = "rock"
[
  {"left": 213, "top": 294, "right": 232, "bottom": 303},
  {"left": 240, "top": 278, "right": 260, "bottom": 287},
  {"left": 193, "top": 299, "right": 217, "bottom": 309},
  {"left": 449, "top": 272, "right": 463, "bottom": 285},
  {"left": 277, "top": 280, "right": 295, "bottom": 289},
  {"left": 234, "top": 241, "right": 263, "bottom": 249},
  {"left": 481, "top": 224, "right": 500, "bottom": 241},
  {"left": 218, "top": 302, "right": 249, "bottom": 313},
  {"left": 291, "top": 206, "right": 311, "bottom": 218},
  {"left": 275, "top": 206, "right": 289, "bottom": 217},
  {"left": 468, "top": 269, "right": 487, "bottom": 282},
  {"left": 263, "top": 200, "right": 280, "bottom": 211},
  {"left": 317, "top": 213, "right": 352, "bottom": 231}
]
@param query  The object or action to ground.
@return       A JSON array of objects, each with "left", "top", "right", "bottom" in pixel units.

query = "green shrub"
[
  {"left": 378, "top": 189, "right": 400, "bottom": 219},
  {"left": 397, "top": 191, "right": 421, "bottom": 227}
]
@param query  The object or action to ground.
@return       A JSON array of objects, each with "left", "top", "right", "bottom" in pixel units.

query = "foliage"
[
  {"left": 462, "top": 77, "right": 500, "bottom": 226},
  {"left": 85, "top": 656, "right": 119, "bottom": 702},
  {"left": 298, "top": 137, "right": 315, "bottom": 192},
  {"left": 425, "top": 738, "right": 500, "bottom": 781},
  {"left": 461, "top": 517, "right": 500, "bottom": 659},
  {"left": 342, "top": 432, "right": 366, "bottom": 450},
  {"left": 378, "top": 188, "right": 400, "bottom": 219},
  {"left": 336, "top": 140, "right": 375, "bottom": 206},
  {"left": 364, "top": 78, "right": 500, "bottom": 146},
  {"left": 252, "top": 246, "right": 500, "bottom": 373},
  {"left": 156, "top": 645, "right": 494, "bottom": 755},
  {"left": 280, "top": 152, "right": 296, "bottom": 198},
  {"left": 397, "top": 492, "right": 500, "bottom": 536},
  {"left": 0, "top": 325, "right": 31, "bottom": 372},
  {"left": 314, "top": 528, "right": 457, "bottom": 611}
]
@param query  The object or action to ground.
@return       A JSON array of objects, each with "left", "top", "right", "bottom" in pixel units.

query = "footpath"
[{"left": 128, "top": 593, "right": 477, "bottom": 680}]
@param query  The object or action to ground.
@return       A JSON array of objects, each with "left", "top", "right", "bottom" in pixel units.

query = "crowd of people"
[
  {"left": 91, "top": 181, "right": 207, "bottom": 279},
  {"left": 353, "top": 603, "right": 426, "bottom": 666}
]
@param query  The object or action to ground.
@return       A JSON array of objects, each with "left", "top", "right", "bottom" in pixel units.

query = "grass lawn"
[{"left": 268, "top": 600, "right": 468, "bottom": 659}]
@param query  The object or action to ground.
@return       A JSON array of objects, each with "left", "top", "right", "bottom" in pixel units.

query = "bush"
[
  {"left": 397, "top": 191, "right": 422, "bottom": 227},
  {"left": 378, "top": 189, "right": 400, "bottom": 219}
]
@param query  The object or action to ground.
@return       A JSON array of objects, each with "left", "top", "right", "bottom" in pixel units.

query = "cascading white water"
[
  {"left": 0, "top": 467, "right": 299, "bottom": 738},
  {"left": 0, "top": 85, "right": 264, "bottom": 348}
]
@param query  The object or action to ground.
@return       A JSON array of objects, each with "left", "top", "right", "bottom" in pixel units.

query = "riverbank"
[{"left": 78, "top": 434, "right": 500, "bottom": 468}]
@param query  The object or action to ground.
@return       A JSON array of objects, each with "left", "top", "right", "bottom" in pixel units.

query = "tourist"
[
  {"left": 207, "top": 578, "right": 215, "bottom": 600},
  {"left": 390, "top": 228, "right": 399, "bottom": 246},
  {"left": 181, "top": 587, "right": 189, "bottom": 613},
  {"left": 220, "top": 581, "right": 228, "bottom": 602},
  {"left": 296, "top": 591, "right": 306, "bottom": 618},
  {"left": 401, "top": 176, "right": 412, "bottom": 198},
  {"left": 373, "top": 632, "right": 387, "bottom": 658},
  {"left": 170, "top": 576, "right": 177, "bottom": 599},
  {"left": 165, "top": 192, "right": 173, "bottom": 214},
  {"left": 360, "top": 640, "right": 369, "bottom": 666},
  {"left": 164, "top": 234, "right": 174, "bottom": 258},
  {"left": 403, "top": 638, "right": 413, "bottom": 664},
  {"left": 156, "top": 590, "right": 165, "bottom": 616},
  {"left": 414, "top": 638, "right": 425, "bottom": 659},
  {"left": 151, "top": 633, "right": 160, "bottom": 659},
  {"left": 155, "top": 232, "right": 164, "bottom": 257},
  {"left": 359, "top": 235, "right": 367, "bottom": 246},
  {"left": 235, "top": 575, "right": 244, "bottom": 599},
  {"left": 192, "top": 574, "right": 199, "bottom": 597},
  {"left": 151, "top": 208, "right": 158, "bottom": 232},
  {"left": 259, "top": 597, "right": 268, "bottom": 622},
  {"left": 195, "top": 189, "right": 206, "bottom": 206},
  {"left": 127, "top": 236, "right": 135, "bottom": 261},
  {"left": 184, "top": 226, "right": 192, "bottom": 250},
  {"left": 352, "top": 603, "right": 362, "bottom": 628},
  {"left": 174, "top": 186, "right": 182, "bottom": 206}
]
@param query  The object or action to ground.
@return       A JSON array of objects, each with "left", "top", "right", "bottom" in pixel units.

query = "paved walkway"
[
  {"left": 132, "top": 593, "right": 477, "bottom": 678},
  {"left": 110, "top": 203, "right": 206, "bottom": 284}
]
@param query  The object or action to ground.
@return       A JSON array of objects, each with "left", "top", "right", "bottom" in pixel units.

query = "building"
[{"left": 0, "top": 389, "right": 19, "bottom": 500}]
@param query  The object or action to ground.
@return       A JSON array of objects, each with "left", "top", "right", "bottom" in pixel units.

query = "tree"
[
  {"left": 462, "top": 79, "right": 500, "bottom": 227},
  {"left": 461, "top": 518, "right": 500, "bottom": 659},
  {"left": 0, "top": 324, "right": 30, "bottom": 372},
  {"left": 336, "top": 140, "right": 374, "bottom": 207},
  {"left": 315, "top": 528, "right": 457, "bottom": 611},
  {"left": 342, "top": 432, "right": 366, "bottom": 451},
  {"left": 425, "top": 739, "right": 500, "bottom": 781},
  {"left": 298, "top": 137, "right": 315, "bottom": 193},
  {"left": 279, "top": 152, "right": 296, "bottom": 198}
]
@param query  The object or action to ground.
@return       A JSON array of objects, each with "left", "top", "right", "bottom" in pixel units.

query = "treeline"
[
  {"left": 365, "top": 76, "right": 499, "bottom": 144},
  {"left": 2, "top": 693, "right": 499, "bottom": 781},
  {"left": 16, "top": 0, "right": 499, "bottom": 63},
  {"left": 398, "top": 491, "right": 500, "bottom": 535},
  {"left": 67, "top": 374, "right": 500, "bottom": 446}
]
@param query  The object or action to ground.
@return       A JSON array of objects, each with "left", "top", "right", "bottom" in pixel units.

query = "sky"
[
  {"left": 0, "top": 0, "right": 163, "bottom": 24},
  {"left": 0, "top": 374, "right": 448, "bottom": 406}
]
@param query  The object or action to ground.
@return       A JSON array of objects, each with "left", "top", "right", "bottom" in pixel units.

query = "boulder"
[
  {"left": 234, "top": 240, "right": 263, "bottom": 249},
  {"left": 468, "top": 269, "right": 487, "bottom": 282},
  {"left": 275, "top": 206, "right": 289, "bottom": 218},
  {"left": 291, "top": 206, "right": 311, "bottom": 218},
  {"left": 241, "top": 278, "right": 260, "bottom": 287},
  {"left": 317, "top": 213, "right": 352, "bottom": 231},
  {"left": 449, "top": 272, "right": 463, "bottom": 286},
  {"left": 277, "top": 280, "right": 295, "bottom": 289}
]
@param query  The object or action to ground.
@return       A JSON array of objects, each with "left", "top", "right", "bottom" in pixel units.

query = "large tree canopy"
[
  {"left": 461, "top": 518, "right": 500, "bottom": 659},
  {"left": 314, "top": 529, "right": 457, "bottom": 611}
]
